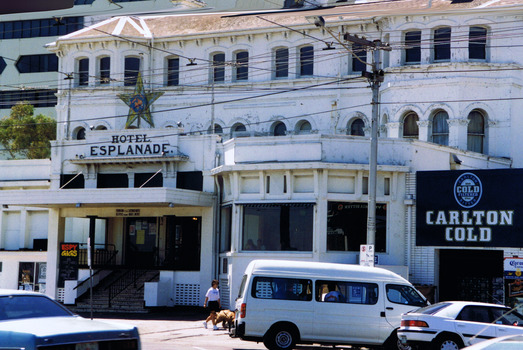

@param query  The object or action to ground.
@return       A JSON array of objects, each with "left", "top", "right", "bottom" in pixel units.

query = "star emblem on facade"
[{"left": 118, "top": 73, "right": 164, "bottom": 128}]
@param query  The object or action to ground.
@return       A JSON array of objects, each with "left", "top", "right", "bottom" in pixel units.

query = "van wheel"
[{"left": 263, "top": 326, "right": 297, "bottom": 350}]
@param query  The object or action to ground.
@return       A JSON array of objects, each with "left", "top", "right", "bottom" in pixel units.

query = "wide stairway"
[{"left": 67, "top": 269, "right": 160, "bottom": 314}]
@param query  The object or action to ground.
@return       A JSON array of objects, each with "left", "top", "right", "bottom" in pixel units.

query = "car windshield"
[
  {"left": 491, "top": 307, "right": 523, "bottom": 326},
  {"left": 0, "top": 295, "right": 73, "bottom": 321},
  {"left": 412, "top": 302, "right": 452, "bottom": 315}
]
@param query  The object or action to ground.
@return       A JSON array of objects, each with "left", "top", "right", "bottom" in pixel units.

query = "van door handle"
[
  {"left": 381, "top": 311, "right": 386, "bottom": 317},
  {"left": 386, "top": 307, "right": 394, "bottom": 310}
]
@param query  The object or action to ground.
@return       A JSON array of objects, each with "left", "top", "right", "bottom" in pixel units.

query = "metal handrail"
[
  {"left": 105, "top": 269, "right": 148, "bottom": 307},
  {"left": 73, "top": 244, "right": 118, "bottom": 291}
]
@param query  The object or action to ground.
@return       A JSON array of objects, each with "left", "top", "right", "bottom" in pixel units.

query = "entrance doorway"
[
  {"left": 125, "top": 217, "right": 159, "bottom": 267},
  {"left": 164, "top": 216, "right": 201, "bottom": 271},
  {"left": 439, "top": 249, "right": 504, "bottom": 303}
]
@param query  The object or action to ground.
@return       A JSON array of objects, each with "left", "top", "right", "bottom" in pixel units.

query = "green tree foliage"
[{"left": 0, "top": 103, "right": 56, "bottom": 159}]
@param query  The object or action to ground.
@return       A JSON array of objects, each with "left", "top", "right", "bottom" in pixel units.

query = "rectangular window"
[
  {"left": 124, "top": 57, "right": 140, "bottom": 86},
  {"left": 235, "top": 51, "right": 249, "bottom": 81},
  {"left": 469, "top": 26, "right": 487, "bottom": 60},
  {"left": 99, "top": 57, "right": 110, "bottom": 84},
  {"left": 316, "top": 280, "right": 378, "bottom": 304},
  {"left": 212, "top": 53, "right": 225, "bottom": 83},
  {"left": 242, "top": 203, "right": 313, "bottom": 251},
  {"left": 405, "top": 31, "right": 421, "bottom": 63},
  {"left": 327, "top": 202, "right": 387, "bottom": 252},
  {"left": 275, "top": 48, "right": 289, "bottom": 78},
  {"left": 434, "top": 27, "right": 451, "bottom": 61},
  {"left": 300, "top": 46, "right": 314, "bottom": 76},
  {"left": 219, "top": 205, "right": 232, "bottom": 253},
  {"left": 167, "top": 57, "right": 180, "bottom": 86},
  {"left": 16, "top": 54, "right": 58, "bottom": 73},
  {"left": 352, "top": 43, "right": 367, "bottom": 72},
  {"left": 384, "top": 178, "right": 390, "bottom": 196},
  {"left": 19, "top": 262, "right": 46, "bottom": 293},
  {"left": 97, "top": 174, "right": 129, "bottom": 188},
  {"left": 252, "top": 276, "right": 312, "bottom": 301},
  {"left": 134, "top": 172, "right": 163, "bottom": 188}
]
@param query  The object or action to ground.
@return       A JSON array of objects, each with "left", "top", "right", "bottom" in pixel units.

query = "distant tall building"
[{"left": 0, "top": 0, "right": 297, "bottom": 119}]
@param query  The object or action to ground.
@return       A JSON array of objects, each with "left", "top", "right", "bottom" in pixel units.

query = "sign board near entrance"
[
  {"left": 416, "top": 169, "right": 522, "bottom": 247},
  {"left": 58, "top": 242, "right": 79, "bottom": 288},
  {"left": 116, "top": 209, "right": 141, "bottom": 217}
]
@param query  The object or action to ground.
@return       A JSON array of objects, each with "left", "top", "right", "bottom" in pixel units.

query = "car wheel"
[
  {"left": 432, "top": 335, "right": 464, "bottom": 350},
  {"left": 263, "top": 325, "right": 297, "bottom": 350}
]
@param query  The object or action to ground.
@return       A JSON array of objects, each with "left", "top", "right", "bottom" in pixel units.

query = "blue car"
[{"left": 0, "top": 289, "right": 140, "bottom": 350}]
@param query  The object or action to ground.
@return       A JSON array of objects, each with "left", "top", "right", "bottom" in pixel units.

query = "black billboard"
[{"left": 416, "top": 169, "right": 523, "bottom": 247}]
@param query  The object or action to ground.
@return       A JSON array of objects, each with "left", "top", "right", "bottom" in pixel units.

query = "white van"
[{"left": 230, "top": 259, "right": 427, "bottom": 350}]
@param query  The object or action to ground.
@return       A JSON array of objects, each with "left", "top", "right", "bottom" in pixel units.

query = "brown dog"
[{"left": 215, "top": 309, "right": 235, "bottom": 329}]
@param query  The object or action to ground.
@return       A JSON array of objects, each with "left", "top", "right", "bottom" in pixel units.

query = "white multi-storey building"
[{"left": 0, "top": 0, "right": 522, "bottom": 310}]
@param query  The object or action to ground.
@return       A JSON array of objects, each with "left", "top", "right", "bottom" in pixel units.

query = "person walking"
[{"left": 203, "top": 279, "right": 221, "bottom": 330}]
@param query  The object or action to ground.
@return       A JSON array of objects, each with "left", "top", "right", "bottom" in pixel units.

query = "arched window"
[
  {"left": 75, "top": 127, "right": 86, "bottom": 140},
  {"left": 212, "top": 52, "right": 225, "bottom": 83},
  {"left": 405, "top": 30, "right": 421, "bottom": 64},
  {"left": 124, "top": 56, "right": 141, "bottom": 86},
  {"left": 273, "top": 122, "right": 287, "bottom": 136},
  {"left": 78, "top": 58, "right": 89, "bottom": 86},
  {"left": 469, "top": 26, "right": 487, "bottom": 60},
  {"left": 231, "top": 123, "right": 247, "bottom": 138},
  {"left": 300, "top": 45, "right": 314, "bottom": 76},
  {"left": 432, "top": 111, "right": 449, "bottom": 145},
  {"left": 95, "top": 125, "right": 107, "bottom": 131},
  {"left": 434, "top": 27, "right": 451, "bottom": 62},
  {"left": 99, "top": 56, "right": 110, "bottom": 84},
  {"left": 275, "top": 47, "right": 289, "bottom": 78},
  {"left": 297, "top": 120, "right": 312, "bottom": 134},
  {"left": 208, "top": 124, "right": 223, "bottom": 134},
  {"left": 467, "top": 110, "right": 485, "bottom": 153},
  {"left": 403, "top": 112, "right": 419, "bottom": 139},
  {"left": 235, "top": 51, "right": 249, "bottom": 81},
  {"left": 350, "top": 118, "right": 365, "bottom": 136}
]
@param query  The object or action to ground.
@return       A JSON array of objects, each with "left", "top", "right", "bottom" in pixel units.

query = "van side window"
[
  {"left": 252, "top": 277, "right": 312, "bottom": 301},
  {"left": 316, "top": 280, "right": 378, "bottom": 305},
  {"left": 386, "top": 284, "right": 427, "bottom": 307},
  {"left": 237, "top": 275, "right": 248, "bottom": 298}
]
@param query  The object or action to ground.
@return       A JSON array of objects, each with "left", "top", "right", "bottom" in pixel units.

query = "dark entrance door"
[
  {"left": 163, "top": 216, "right": 201, "bottom": 270},
  {"left": 125, "top": 217, "right": 158, "bottom": 267},
  {"left": 439, "top": 249, "right": 503, "bottom": 303}
]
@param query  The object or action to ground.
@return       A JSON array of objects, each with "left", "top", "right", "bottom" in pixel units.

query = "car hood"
[{"left": 0, "top": 316, "right": 138, "bottom": 337}]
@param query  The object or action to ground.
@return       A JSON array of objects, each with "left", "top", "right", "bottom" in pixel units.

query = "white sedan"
[
  {"left": 398, "top": 301, "right": 523, "bottom": 350},
  {"left": 0, "top": 289, "right": 141, "bottom": 350}
]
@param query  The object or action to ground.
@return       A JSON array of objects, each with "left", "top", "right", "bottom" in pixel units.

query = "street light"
[{"left": 307, "top": 16, "right": 390, "bottom": 255}]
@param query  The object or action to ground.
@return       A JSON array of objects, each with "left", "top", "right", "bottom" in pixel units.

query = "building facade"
[{"left": 0, "top": 0, "right": 522, "bottom": 308}]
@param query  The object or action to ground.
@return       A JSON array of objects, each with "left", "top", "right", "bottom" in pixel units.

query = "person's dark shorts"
[{"left": 208, "top": 300, "right": 220, "bottom": 312}]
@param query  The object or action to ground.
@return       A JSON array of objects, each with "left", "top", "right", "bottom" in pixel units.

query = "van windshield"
[{"left": 386, "top": 284, "right": 427, "bottom": 307}]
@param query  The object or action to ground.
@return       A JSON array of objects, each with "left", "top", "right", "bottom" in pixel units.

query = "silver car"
[{"left": 0, "top": 289, "right": 140, "bottom": 350}]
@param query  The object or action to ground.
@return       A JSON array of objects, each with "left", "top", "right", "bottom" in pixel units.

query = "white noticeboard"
[{"left": 360, "top": 244, "right": 375, "bottom": 267}]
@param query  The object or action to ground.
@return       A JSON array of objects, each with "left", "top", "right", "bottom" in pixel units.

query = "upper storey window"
[
  {"left": 467, "top": 110, "right": 485, "bottom": 153},
  {"left": 352, "top": 43, "right": 367, "bottom": 72},
  {"left": 78, "top": 58, "right": 89, "bottom": 86},
  {"left": 0, "top": 17, "right": 83, "bottom": 39},
  {"left": 432, "top": 111, "right": 449, "bottom": 146},
  {"left": 349, "top": 118, "right": 365, "bottom": 136},
  {"left": 273, "top": 122, "right": 287, "bottom": 136},
  {"left": 16, "top": 54, "right": 58, "bottom": 73},
  {"left": 403, "top": 112, "right": 419, "bottom": 139},
  {"left": 275, "top": 48, "right": 289, "bottom": 78},
  {"left": 99, "top": 57, "right": 110, "bottom": 84},
  {"left": 469, "top": 26, "right": 487, "bottom": 60},
  {"left": 405, "top": 30, "right": 421, "bottom": 64},
  {"left": 300, "top": 46, "right": 314, "bottom": 77},
  {"left": 235, "top": 51, "right": 249, "bottom": 81},
  {"left": 212, "top": 52, "right": 225, "bottom": 83},
  {"left": 124, "top": 57, "right": 141, "bottom": 86},
  {"left": 167, "top": 57, "right": 180, "bottom": 86},
  {"left": 434, "top": 27, "right": 451, "bottom": 62}
]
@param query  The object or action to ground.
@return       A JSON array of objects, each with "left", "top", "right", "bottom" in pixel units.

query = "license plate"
[{"left": 76, "top": 342, "right": 99, "bottom": 350}]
